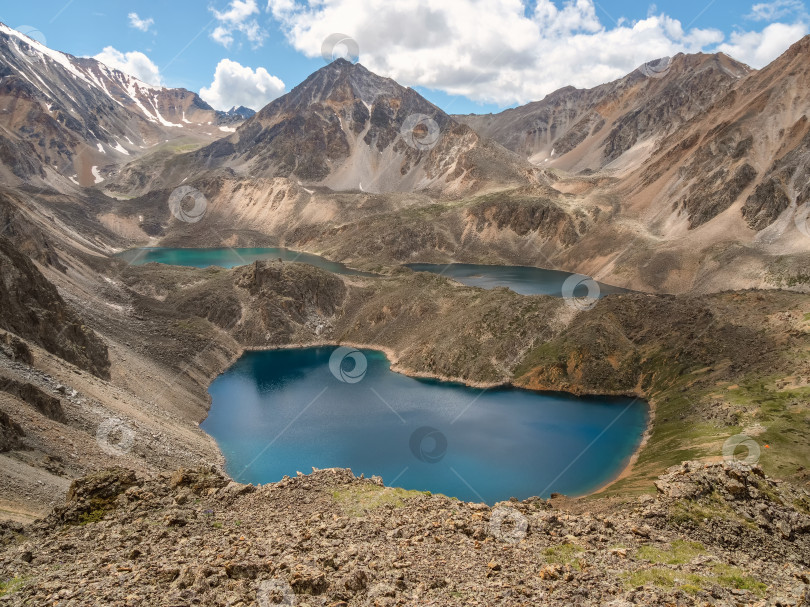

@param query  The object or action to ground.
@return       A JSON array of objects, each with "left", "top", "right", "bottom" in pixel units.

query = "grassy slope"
[{"left": 512, "top": 291, "right": 810, "bottom": 496}]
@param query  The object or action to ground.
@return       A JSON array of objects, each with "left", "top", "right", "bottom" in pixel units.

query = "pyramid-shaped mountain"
[{"left": 194, "top": 59, "right": 537, "bottom": 194}]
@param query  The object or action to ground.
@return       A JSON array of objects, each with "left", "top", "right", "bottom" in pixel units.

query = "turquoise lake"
[
  {"left": 202, "top": 347, "right": 648, "bottom": 503},
  {"left": 406, "top": 263, "right": 629, "bottom": 297},
  {"left": 117, "top": 248, "right": 628, "bottom": 298},
  {"left": 117, "top": 247, "right": 374, "bottom": 276}
]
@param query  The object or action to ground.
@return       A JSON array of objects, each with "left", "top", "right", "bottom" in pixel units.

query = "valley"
[{"left": 0, "top": 17, "right": 809, "bottom": 605}]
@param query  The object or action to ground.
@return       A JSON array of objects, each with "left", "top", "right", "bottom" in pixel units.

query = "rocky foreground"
[{"left": 0, "top": 462, "right": 808, "bottom": 606}]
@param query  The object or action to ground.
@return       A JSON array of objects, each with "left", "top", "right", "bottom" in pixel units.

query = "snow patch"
[
  {"left": 0, "top": 23, "right": 94, "bottom": 88},
  {"left": 219, "top": 126, "right": 236, "bottom": 133},
  {"left": 112, "top": 141, "right": 130, "bottom": 155},
  {"left": 91, "top": 166, "right": 104, "bottom": 183},
  {"left": 96, "top": 143, "right": 106, "bottom": 154}
]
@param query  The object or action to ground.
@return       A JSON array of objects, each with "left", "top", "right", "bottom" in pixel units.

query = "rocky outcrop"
[
  {"left": 0, "top": 462, "right": 807, "bottom": 605},
  {"left": 0, "top": 236, "right": 110, "bottom": 378},
  {"left": 0, "top": 191, "right": 65, "bottom": 271},
  {"left": 467, "top": 190, "right": 581, "bottom": 245},
  {"left": 742, "top": 123, "right": 810, "bottom": 230},
  {"left": 676, "top": 162, "right": 758, "bottom": 228},
  {"left": 228, "top": 261, "right": 347, "bottom": 344},
  {"left": 0, "top": 378, "right": 65, "bottom": 422},
  {"left": 0, "top": 409, "right": 25, "bottom": 452},
  {"left": 0, "top": 331, "right": 32, "bottom": 365},
  {"left": 653, "top": 461, "right": 810, "bottom": 559},
  {"left": 514, "top": 293, "right": 767, "bottom": 395}
]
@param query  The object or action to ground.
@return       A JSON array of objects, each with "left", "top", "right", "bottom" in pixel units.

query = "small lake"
[
  {"left": 202, "top": 347, "right": 648, "bottom": 503},
  {"left": 406, "top": 263, "right": 628, "bottom": 297},
  {"left": 117, "top": 247, "right": 374, "bottom": 276},
  {"left": 117, "top": 249, "right": 626, "bottom": 299}
]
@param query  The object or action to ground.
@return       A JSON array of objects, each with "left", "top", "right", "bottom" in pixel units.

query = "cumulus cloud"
[
  {"left": 200, "top": 58, "right": 285, "bottom": 110},
  {"left": 266, "top": 0, "right": 807, "bottom": 106},
  {"left": 718, "top": 21, "right": 809, "bottom": 66},
  {"left": 746, "top": 0, "right": 806, "bottom": 21},
  {"left": 94, "top": 46, "right": 162, "bottom": 86},
  {"left": 211, "top": 0, "right": 267, "bottom": 48},
  {"left": 128, "top": 12, "right": 154, "bottom": 32}
]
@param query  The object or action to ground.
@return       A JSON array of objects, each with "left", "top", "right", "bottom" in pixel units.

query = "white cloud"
[
  {"left": 746, "top": 0, "right": 806, "bottom": 21},
  {"left": 718, "top": 21, "right": 809, "bottom": 66},
  {"left": 266, "top": 0, "right": 808, "bottom": 106},
  {"left": 128, "top": 12, "right": 154, "bottom": 32},
  {"left": 200, "top": 58, "right": 285, "bottom": 110},
  {"left": 94, "top": 46, "right": 163, "bottom": 86},
  {"left": 210, "top": 0, "right": 267, "bottom": 48}
]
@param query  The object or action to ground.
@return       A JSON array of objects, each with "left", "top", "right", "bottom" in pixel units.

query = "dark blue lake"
[
  {"left": 202, "top": 347, "right": 648, "bottom": 503},
  {"left": 117, "top": 247, "right": 374, "bottom": 276},
  {"left": 406, "top": 263, "right": 628, "bottom": 297}
]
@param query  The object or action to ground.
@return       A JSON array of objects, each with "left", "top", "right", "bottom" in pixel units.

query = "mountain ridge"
[
  {"left": 0, "top": 22, "right": 248, "bottom": 188},
  {"left": 454, "top": 51, "right": 751, "bottom": 174}
]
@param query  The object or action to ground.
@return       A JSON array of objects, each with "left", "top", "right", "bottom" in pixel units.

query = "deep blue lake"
[
  {"left": 406, "top": 263, "right": 628, "bottom": 297},
  {"left": 202, "top": 347, "right": 648, "bottom": 503},
  {"left": 117, "top": 247, "right": 374, "bottom": 276}
]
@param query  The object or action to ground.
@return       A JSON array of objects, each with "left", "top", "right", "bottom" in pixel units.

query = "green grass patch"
[
  {"left": 668, "top": 492, "right": 757, "bottom": 529},
  {"left": 712, "top": 564, "right": 767, "bottom": 594},
  {"left": 623, "top": 568, "right": 703, "bottom": 592},
  {"left": 635, "top": 540, "right": 705, "bottom": 565},
  {"left": 624, "top": 564, "right": 765, "bottom": 595},
  {"left": 542, "top": 543, "right": 584, "bottom": 565},
  {"left": 331, "top": 484, "right": 429, "bottom": 516},
  {"left": 77, "top": 509, "right": 106, "bottom": 525},
  {"left": 0, "top": 577, "right": 25, "bottom": 597},
  {"left": 712, "top": 563, "right": 768, "bottom": 595}
]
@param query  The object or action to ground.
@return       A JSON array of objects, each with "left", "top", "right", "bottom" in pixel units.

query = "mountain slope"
[
  {"left": 627, "top": 36, "right": 810, "bottom": 236},
  {"left": 455, "top": 53, "right": 750, "bottom": 174},
  {"left": 0, "top": 23, "right": 242, "bottom": 188},
  {"left": 189, "top": 59, "right": 540, "bottom": 195}
]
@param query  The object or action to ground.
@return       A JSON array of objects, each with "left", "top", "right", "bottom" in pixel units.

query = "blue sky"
[{"left": 1, "top": 1, "right": 808, "bottom": 114}]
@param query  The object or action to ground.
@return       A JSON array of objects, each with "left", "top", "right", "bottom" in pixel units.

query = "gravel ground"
[{"left": 0, "top": 461, "right": 808, "bottom": 606}]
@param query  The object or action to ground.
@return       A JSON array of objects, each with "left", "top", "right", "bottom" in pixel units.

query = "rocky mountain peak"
[
  {"left": 226, "top": 105, "right": 256, "bottom": 119},
  {"left": 197, "top": 60, "right": 501, "bottom": 191},
  {"left": 257, "top": 59, "right": 405, "bottom": 119}
]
